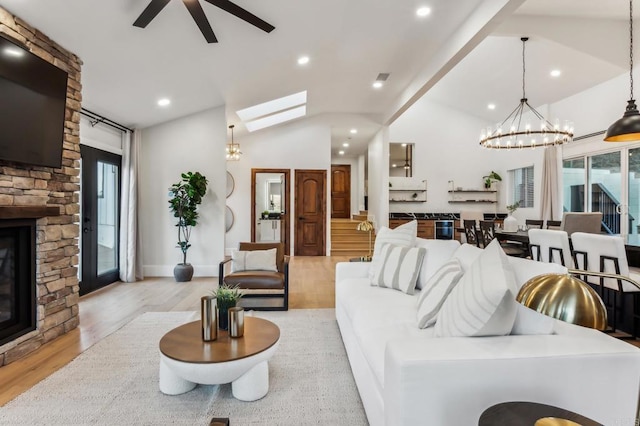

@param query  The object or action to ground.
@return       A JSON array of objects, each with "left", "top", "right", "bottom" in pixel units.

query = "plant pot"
[
  {"left": 217, "top": 302, "right": 236, "bottom": 330},
  {"left": 173, "top": 263, "right": 194, "bottom": 282},
  {"left": 503, "top": 215, "right": 518, "bottom": 233}
]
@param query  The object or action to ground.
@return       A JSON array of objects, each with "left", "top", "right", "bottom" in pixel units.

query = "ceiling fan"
[{"left": 133, "top": 0, "right": 275, "bottom": 43}]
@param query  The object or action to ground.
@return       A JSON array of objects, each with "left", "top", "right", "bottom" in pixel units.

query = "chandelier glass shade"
[
  {"left": 604, "top": 0, "right": 640, "bottom": 142},
  {"left": 226, "top": 124, "right": 241, "bottom": 161},
  {"left": 479, "top": 37, "right": 574, "bottom": 150}
]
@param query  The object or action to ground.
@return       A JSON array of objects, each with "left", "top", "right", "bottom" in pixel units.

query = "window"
[{"left": 510, "top": 166, "right": 534, "bottom": 208}]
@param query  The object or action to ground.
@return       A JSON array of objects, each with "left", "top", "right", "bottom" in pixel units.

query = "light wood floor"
[{"left": 0, "top": 255, "right": 349, "bottom": 406}]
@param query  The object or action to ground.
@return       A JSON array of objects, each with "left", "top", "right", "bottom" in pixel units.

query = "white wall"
[
  {"left": 388, "top": 98, "right": 545, "bottom": 223},
  {"left": 79, "top": 116, "right": 123, "bottom": 155},
  {"left": 367, "top": 128, "right": 389, "bottom": 229},
  {"left": 225, "top": 117, "right": 332, "bottom": 255},
  {"left": 331, "top": 156, "right": 360, "bottom": 217},
  {"left": 139, "top": 107, "right": 227, "bottom": 277}
]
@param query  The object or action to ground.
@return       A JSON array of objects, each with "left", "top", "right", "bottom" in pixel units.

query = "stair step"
[{"left": 352, "top": 214, "right": 368, "bottom": 221}]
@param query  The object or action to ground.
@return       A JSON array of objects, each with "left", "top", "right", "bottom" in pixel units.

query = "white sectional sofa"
[{"left": 335, "top": 239, "right": 640, "bottom": 426}]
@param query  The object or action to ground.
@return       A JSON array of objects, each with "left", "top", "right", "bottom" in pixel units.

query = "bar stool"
[
  {"left": 571, "top": 232, "right": 640, "bottom": 335},
  {"left": 528, "top": 229, "right": 574, "bottom": 268}
]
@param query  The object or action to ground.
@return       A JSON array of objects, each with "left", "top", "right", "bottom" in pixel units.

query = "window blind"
[{"left": 510, "top": 166, "right": 534, "bottom": 208}]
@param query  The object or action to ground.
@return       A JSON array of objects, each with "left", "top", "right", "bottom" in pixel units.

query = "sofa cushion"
[
  {"left": 231, "top": 248, "right": 277, "bottom": 272},
  {"left": 368, "top": 221, "right": 417, "bottom": 281},
  {"left": 224, "top": 271, "right": 284, "bottom": 289},
  {"left": 435, "top": 240, "right": 518, "bottom": 337},
  {"left": 414, "top": 238, "right": 461, "bottom": 289},
  {"left": 370, "top": 244, "right": 426, "bottom": 295},
  {"left": 511, "top": 303, "right": 556, "bottom": 335},
  {"left": 451, "top": 243, "right": 484, "bottom": 272},
  {"left": 416, "top": 258, "right": 464, "bottom": 328}
]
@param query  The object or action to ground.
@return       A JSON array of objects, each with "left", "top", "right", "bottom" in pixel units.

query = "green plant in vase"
[
  {"left": 212, "top": 284, "right": 243, "bottom": 330},
  {"left": 506, "top": 201, "right": 520, "bottom": 215},
  {"left": 483, "top": 171, "right": 502, "bottom": 189}
]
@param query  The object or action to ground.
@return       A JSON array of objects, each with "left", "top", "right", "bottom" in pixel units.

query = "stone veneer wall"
[{"left": 0, "top": 7, "right": 82, "bottom": 366}]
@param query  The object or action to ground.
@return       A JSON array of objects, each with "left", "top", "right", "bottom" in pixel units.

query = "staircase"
[{"left": 331, "top": 211, "right": 375, "bottom": 257}]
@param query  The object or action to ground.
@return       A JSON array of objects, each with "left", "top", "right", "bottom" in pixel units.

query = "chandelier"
[
  {"left": 605, "top": 0, "right": 640, "bottom": 142},
  {"left": 226, "top": 124, "right": 241, "bottom": 161},
  {"left": 479, "top": 37, "right": 574, "bottom": 150}
]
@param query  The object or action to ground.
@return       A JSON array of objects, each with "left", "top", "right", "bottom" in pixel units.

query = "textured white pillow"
[
  {"left": 434, "top": 240, "right": 518, "bottom": 337},
  {"left": 368, "top": 220, "right": 417, "bottom": 281},
  {"left": 370, "top": 243, "right": 426, "bottom": 295},
  {"left": 414, "top": 238, "right": 461, "bottom": 289},
  {"left": 416, "top": 258, "right": 464, "bottom": 328},
  {"left": 231, "top": 248, "right": 277, "bottom": 272}
]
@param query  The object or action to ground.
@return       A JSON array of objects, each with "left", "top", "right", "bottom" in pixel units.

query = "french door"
[{"left": 80, "top": 146, "right": 121, "bottom": 295}]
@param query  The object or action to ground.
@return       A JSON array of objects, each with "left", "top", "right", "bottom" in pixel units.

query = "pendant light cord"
[
  {"left": 522, "top": 37, "right": 527, "bottom": 99},
  {"left": 631, "top": 0, "right": 634, "bottom": 100}
]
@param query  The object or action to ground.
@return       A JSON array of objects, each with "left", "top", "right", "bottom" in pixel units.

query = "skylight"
[
  {"left": 236, "top": 91, "right": 307, "bottom": 122},
  {"left": 244, "top": 105, "right": 307, "bottom": 132}
]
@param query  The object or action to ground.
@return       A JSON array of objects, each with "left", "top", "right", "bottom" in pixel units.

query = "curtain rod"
[{"left": 80, "top": 108, "right": 133, "bottom": 133}]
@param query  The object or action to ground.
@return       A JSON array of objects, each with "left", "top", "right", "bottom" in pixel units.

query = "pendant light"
[
  {"left": 479, "top": 37, "right": 574, "bottom": 149},
  {"left": 225, "top": 124, "right": 241, "bottom": 161},
  {"left": 604, "top": 0, "right": 640, "bottom": 142}
]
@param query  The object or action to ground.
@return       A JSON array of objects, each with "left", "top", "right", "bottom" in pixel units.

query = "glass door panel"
[
  {"left": 562, "top": 158, "right": 585, "bottom": 212},
  {"left": 589, "top": 152, "right": 622, "bottom": 234},
  {"left": 97, "top": 161, "right": 119, "bottom": 275},
  {"left": 628, "top": 148, "right": 640, "bottom": 238}
]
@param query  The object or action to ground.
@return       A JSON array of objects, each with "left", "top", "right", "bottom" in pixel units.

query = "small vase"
[
  {"left": 217, "top": 302, "right": 236, "bottom": 330},
  {"left": 503, "top": 214, "right": 518, "bottom": 232}
]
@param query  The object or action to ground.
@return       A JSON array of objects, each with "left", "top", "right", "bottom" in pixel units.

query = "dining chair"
[
  {"left": 525, "top": 219, "right": 544, "bottom": 229},
  {"left": 546, "top": 220, "right": 562, "bottom": 230},
  {"left": 479, "top": 220, "right": 527, "bottom": 257},
  {"left": 528, "top": 229, "right": 574, "bottom": 268},
  {"left": 571, "top": 232, "right": 640, "bottom": 335},
  {"left": 463, "top": 220, "right": 480, "bottom": 247},
  {"left": 560, "top": 212, "right": 603, "bottom": 236}
]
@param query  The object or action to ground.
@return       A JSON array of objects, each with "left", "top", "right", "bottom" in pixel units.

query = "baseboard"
[{"left": 143, "top": 265, "right": 218, "bottom": 277}]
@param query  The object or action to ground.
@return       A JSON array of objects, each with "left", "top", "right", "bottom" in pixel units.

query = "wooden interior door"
[
  {"left": 331, "top": 164, "right": 351, "bottom": 219},
  {"left": 295, "top": 170, "right": 326, "bottom": 256}
]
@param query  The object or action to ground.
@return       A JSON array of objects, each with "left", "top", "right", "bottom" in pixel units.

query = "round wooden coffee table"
[
  {"left": 479, "top": 401, "right": 602, "bottom": 426},
  {"left": 159, "top": 317, "right": 280, "bottom": 401}
]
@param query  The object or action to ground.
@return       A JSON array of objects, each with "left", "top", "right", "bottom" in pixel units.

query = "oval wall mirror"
[
  {"left": 225, "top": 206, "right": 234, "bottom": 232},
  {"left": 226, "top": 171, "right": 234, "bottom": 198}
]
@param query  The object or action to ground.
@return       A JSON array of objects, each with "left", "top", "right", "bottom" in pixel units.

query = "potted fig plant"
[
  {"left": 483, "top": 171, "right": 502, "bottom": 189},
  {"left": 168, "top": 171, "right": 208, "bottom": 282},
  {"left": 212, "top": 284, "right": 243, "bottom": 330}
]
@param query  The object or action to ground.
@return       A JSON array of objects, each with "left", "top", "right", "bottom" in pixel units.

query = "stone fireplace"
[{"left": 0, "top": 7, "right": 82, "bottom": 366}]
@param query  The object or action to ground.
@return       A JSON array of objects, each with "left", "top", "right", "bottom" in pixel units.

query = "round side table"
[{"left": 478, "top": 401, "right": 602, "bottom": 426}]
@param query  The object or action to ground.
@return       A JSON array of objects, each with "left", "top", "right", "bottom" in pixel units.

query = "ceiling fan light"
[{"left": 604, "top": 100, "right": 640, "bottom": 142}]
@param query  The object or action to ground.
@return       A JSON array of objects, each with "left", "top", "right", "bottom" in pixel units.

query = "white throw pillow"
[
  {"left": 414, "top": 238, "right": 461, "bottom": 289},
  {"left": 231, "top": 248, "right": 277, "bottom": 272},
  {"left": 416, "top": 258, "right": 464, "bottom": 328},
  {"left": 511, "top": 303, "right": 556, "bottom": 335},
  {"left": 368, "top": 221, "right": 417, "bottom": 281},
  {"left": 434, "top": 240, "right": 519, "bottom": 337},
  {"left": 370, "top": 243, "right": 426, "bottom": 295}
]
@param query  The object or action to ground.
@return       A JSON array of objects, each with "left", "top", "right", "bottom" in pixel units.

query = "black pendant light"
[{"left": 605, "top": 0, "right": 640, "bottom": 142}]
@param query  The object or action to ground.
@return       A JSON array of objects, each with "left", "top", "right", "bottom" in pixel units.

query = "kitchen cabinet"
[{"left": 388, "top": 219, "right": 434, "bottom": 239}]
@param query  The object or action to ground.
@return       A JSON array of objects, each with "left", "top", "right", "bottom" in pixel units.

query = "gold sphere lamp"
[
  {"left": 356, "top": 220, "right": 374, "bottom": 262},
  {"left": 516, "top": 273, "right": 607, "bottom": 330}
]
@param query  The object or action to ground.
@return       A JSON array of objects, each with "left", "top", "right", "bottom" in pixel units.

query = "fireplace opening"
[{"left": 0, "top": 219, "right": 36, "bottom": 347}]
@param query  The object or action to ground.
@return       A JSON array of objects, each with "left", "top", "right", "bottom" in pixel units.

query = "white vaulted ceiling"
[{"left": 0, "top": 0, "right": 632, "bottom": 155}]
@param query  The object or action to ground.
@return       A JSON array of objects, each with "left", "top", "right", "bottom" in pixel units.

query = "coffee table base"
[{"left": 159, "top": 341, "right": 278, "bottom": 401}]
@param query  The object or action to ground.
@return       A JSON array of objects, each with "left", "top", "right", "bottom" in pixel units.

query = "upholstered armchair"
[{"left": 218, "top": 242, "right": 289, "bottom": 311}]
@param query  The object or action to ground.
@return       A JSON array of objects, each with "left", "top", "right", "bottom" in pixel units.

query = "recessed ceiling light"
[
  {"left": 487, "top": 103, "right": 496, "bottom": 110},
  {"left": 157, "top": 98, "right": 171, "bottom": 107},
  {"left": 401, "top": 143, "right": 407, "bottom": 147},
  {"left": 550, "top": 69, "right": 562, "bottom": 77},
  {"left": 392, "top": 164, "right": 397, "bottom": 168},
  {"left": 350, "top": 128, "right": 358, "bottom": 134},
  {"left": 3, "top": 47, "right": 24, "bottom": 57},
  {"left": 343, "top": 142, "right": 349, "bottom": 147},
  {"left": 416, "top": 6, "right": 431, "bottom": 17},
  {"left": 339, "top": 150, "right": 345, "bottom": 155},
  {"left": 372, "top": 81, "right": 383, "bottom": 89},
  {"left": 297, "top": 56, "right": 309, "bottom": 65}
]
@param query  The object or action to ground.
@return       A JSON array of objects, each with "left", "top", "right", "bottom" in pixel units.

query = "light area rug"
[{"left": 0, "top": 309, "right": 367, "bottom": 425}]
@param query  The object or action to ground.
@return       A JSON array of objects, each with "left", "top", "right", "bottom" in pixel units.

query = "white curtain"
[
  {"left": 540, "top": 146, "right": 563, "bottom": 221},
  {"left": 119, "top": 130, "right": 143, "bottom": 282}
]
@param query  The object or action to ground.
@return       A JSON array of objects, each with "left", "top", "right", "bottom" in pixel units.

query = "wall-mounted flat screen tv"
[{"left": 0, "top": 34, "right": 68, "bottom": 168}]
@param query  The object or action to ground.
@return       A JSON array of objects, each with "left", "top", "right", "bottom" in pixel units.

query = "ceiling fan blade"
[
  {"left": 203, "top": 0, "right": 275, "bottom": 33},
  {"left": 182, "top": 0, "right": 218, "bottom": 42},
  {"left": 133, "top": 0, "right": 172, "bottom": 28}
]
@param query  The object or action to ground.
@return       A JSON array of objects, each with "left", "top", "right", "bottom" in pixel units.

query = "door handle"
[
  {"left": 83, "top": 227, "right": 89, "bottom": 234},
  {"left": 298, "top": 217, "right": 304, "bottom": 220}
]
